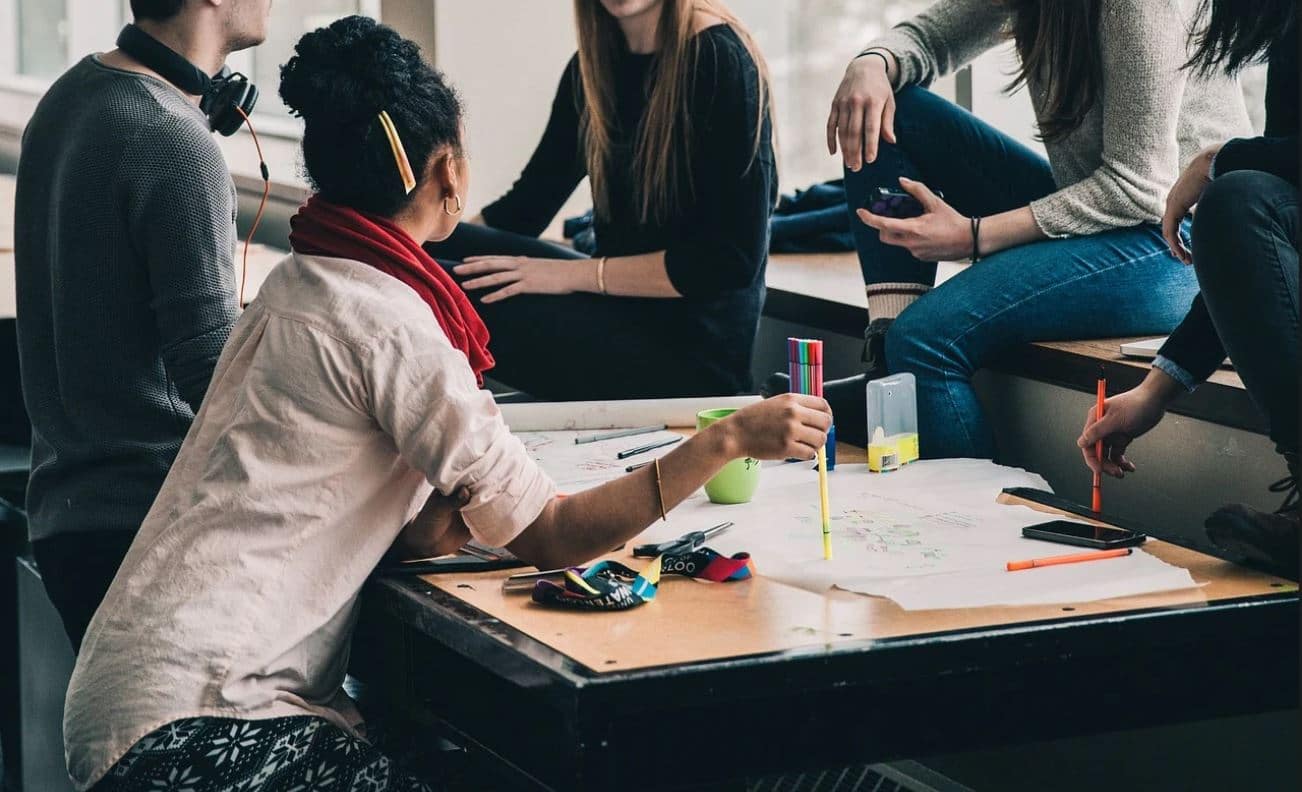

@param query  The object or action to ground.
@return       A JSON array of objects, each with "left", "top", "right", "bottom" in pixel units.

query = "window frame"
[{"left": 0, "top": 0, "right": 421, "bottom": 189}]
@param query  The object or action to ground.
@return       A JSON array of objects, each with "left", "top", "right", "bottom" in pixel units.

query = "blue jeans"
[{"left": 843, "top": 87, "right": 1199, "bottom": 459}]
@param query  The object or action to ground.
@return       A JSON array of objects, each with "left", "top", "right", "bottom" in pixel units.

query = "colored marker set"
[
  {"left": 787, "top": 337, "right": 824, "bottom": 399},
  {"left": 788, "top": 338, "right": 833, "bottom": 560}
]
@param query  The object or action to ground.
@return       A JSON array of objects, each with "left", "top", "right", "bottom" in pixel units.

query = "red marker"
[{"left": 1092, "top": 367, "right": 1106, "bottom": 513}]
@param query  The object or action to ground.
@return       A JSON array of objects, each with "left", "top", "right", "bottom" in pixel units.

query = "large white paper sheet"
[
  {"left": 517, "top": 429, "right": 686, "bottom": 492},
  {"left": 500, "top": 396, "right": 759, "bottom": 432},
  {"left": 626, "top": 460, "right": 1199, "bottom": 609},
  {"left": 865, "top": 550, "right": 1201, "bottom": 610}
]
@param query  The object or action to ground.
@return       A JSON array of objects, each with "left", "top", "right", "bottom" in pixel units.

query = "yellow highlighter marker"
[{"left": 817, "top": 445, "right": 832, "bottom": 560}]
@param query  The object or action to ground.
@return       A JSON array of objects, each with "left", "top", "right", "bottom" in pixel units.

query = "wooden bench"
[
  {"left": 0, "top": 169, "right": 1258, "bottom": 433},
  {"left": 764, "top": 251, "right": 1262, "bottom": 434}
]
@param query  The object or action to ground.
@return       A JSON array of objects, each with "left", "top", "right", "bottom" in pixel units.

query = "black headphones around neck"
[{"left": 116, "top": 24, "right": 258, "bottom": 136}]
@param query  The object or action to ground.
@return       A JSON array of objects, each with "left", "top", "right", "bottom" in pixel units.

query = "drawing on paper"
[{"left": 790, "top": 503, "right": 949, "bottom": 568}]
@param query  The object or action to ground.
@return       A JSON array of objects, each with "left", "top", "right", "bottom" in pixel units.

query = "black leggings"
[
  {"left": 92, "top": 716, "right": 434, "bottom": 791},
  {"left": 426, "top": 224, "right": 742, "bottom": 400}
]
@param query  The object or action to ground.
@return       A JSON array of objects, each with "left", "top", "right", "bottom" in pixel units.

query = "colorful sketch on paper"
[{"left": 790, "top": 503, "right": 949, "bottom": 569}]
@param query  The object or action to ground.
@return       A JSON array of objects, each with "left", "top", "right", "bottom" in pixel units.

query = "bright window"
[
  {"left": 230, "top": 0, "right": 380, "bottom": 124},
  {"left": 16, "top": 0, "right": 72, "bottom": 78},
  {"left": 0, "top": 0, "right": 378, "bottom": 126},
  {"left": 6, "top": 0, "right": 128, "bottom": 80}
]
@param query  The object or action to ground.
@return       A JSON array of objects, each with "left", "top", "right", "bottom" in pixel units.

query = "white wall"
[
  {"left": 968, "top": 41, "right": 1042, "bottom": 154},
  {"left": 433, "top": 1, "right": 583, "bottom": 221}
]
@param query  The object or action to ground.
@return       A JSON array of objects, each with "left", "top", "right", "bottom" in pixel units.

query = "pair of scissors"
[{"left": 632, "top": 521, "right": 733, "bottom": 558}]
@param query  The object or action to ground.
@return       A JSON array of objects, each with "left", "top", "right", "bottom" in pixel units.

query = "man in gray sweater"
[{"left": 14, "top": 0, "right": 270, "bottom": 650}]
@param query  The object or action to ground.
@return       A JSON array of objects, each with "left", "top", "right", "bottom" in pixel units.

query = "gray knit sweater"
[
  {"left": 869, "top": 0, "right": 1252, "bottom": 237},
  {"left": 15, "top": 56, "right": 238, "bottom": 541}
]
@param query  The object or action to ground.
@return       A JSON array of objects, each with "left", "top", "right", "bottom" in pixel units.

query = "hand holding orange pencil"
[{"left": 1077, "top": 380, "right": 1171, "bottom": 480}]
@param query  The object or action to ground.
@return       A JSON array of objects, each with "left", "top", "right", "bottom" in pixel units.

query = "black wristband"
[
  {"left": 856, "top": 50, "right": 891, "bottom": 73},
  {"left": 970, "top": 216, "right": 982, "bottom": 262}
]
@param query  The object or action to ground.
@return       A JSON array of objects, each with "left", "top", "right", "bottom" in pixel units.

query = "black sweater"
[
  {"left": 1157, "top": 20, "right": 1298, "bottom": 386},
  {"left": 481, "top": 25, "right": 776, "bottom": 394},
  {"left": 15, "top": 58, "right": 238, "bottom": 541}
]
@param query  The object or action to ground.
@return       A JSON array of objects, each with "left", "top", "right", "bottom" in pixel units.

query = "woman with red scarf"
[{"left": 61, "top": 17, "right": 830, "bottom": 792}]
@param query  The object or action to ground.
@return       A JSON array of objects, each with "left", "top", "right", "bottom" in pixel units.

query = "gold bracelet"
[
  {"left": 597, "top": 256, "right": 608, "bottom": 295},
  {"left": 653, "top": 458, "right": 667, "bottom": 522}
]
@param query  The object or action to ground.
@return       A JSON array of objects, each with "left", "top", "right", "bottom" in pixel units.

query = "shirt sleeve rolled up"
[{"left": 364, "top": 325, "right": 556, "bottom": 549}]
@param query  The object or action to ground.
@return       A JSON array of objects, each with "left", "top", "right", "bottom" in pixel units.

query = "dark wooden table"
[{"left": 351, "top": 490, "right": 1299, "bottom": 790}]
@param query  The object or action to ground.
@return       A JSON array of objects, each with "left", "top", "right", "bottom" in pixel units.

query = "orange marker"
[
  {"left": 1092, "top": 367, "right": 1106, "bottom": 513},
  {"left": 1006, "top": 547, "right": 1132, "bottom": 572}
]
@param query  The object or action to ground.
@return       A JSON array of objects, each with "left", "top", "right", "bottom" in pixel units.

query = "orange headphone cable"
[{"left": 234, "top": 105, "right": 270, "bottom": 308}]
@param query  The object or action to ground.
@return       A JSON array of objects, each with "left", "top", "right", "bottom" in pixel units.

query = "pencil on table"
[{"left": 1006, "top": 547, "right": 1131, "bottom": 572}]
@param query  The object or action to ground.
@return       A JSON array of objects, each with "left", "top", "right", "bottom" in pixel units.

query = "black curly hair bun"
[
  {"left": 280, "top": 15, "right": 426, "bottom": 124},
  {"left": 280, "top": 14, "right": 463, "bottom": 217}
]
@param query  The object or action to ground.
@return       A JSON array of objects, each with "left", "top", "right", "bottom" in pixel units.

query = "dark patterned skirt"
[{"left": 91, "top": 716, "right": 435, "bottom": 791}]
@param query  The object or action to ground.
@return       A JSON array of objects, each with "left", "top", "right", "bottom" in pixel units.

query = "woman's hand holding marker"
[
  {"left": 721, "top": 393, "right": 833, "bottom": 462},
  {"left": 1077, "top": 370, "right": 1184, "bottom": 479},
  {"left": 857, "top": 177, "right": 972, "bottom": 261}
]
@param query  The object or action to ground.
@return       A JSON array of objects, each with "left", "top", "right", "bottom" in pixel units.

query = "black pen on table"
[{"left": 616, "top": 435, "right": 682, "bottom": 460}]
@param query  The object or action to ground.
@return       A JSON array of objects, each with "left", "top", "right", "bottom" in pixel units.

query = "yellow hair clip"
[{"left": 376, "top": 110, "right": 417, "bottom": 195}]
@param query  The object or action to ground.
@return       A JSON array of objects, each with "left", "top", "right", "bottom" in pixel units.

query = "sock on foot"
[{"left": 865, "top": 283, "right": 929, "bottom": 322}]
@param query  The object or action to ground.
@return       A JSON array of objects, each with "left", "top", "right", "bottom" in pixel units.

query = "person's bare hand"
[
  {"left": 455, "top": 257, "right": 592, "bottom": 303},
  {"left": 398, "top": 489, "right": 472, "bottom": 558},
  {"left": 856, "top": 178, "right": 970, "bottom": 261},
  {"left": 1077, "top": 389, "right": 1166, "bottom": 478},
  {"left": 1162, "top": 144, "right": 1220, "bottom": 264},
  {"left": 721, "top": 394, "right": 833, "bottom": 461},
  {"left": 828, "top": 54, "right": 897, "bottom": 170}
]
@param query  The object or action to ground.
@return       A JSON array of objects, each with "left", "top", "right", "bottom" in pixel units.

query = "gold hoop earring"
[{"left": 443, "top": 194, "right": 463, "bottom": 216}]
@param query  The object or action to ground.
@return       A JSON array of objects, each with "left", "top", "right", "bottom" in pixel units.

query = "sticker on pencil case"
[{"left": 531, "top": 549, "right": 754, "bottom": 611}]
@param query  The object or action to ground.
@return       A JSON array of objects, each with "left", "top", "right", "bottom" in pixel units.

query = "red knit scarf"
[{"left": 289, "top": 195, "right": 494, "bottom": 384}]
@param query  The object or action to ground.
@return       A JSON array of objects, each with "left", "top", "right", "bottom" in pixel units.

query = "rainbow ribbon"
[{"left": 531, "top": 550, "right": 754, "bottom": 611}]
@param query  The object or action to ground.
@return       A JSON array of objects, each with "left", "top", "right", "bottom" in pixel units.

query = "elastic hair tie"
[{"left": 376, "top": 110, "right": 417, "bottom": 195}]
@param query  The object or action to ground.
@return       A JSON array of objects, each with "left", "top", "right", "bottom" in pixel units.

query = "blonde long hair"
[{"left": 573, "top": 0, "right": 774, "bottom": 225}]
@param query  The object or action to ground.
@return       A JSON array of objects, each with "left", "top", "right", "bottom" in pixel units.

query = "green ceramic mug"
[{"left": 697, "top": 408, "right": 761, "bottom": 504}]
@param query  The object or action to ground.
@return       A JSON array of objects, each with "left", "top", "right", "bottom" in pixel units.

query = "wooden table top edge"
[
  {"left": 370, "top": 474, "right": 1297, "bottom": 685},
  {"left": 372, "top": 572, "right": 1296, "bottom": 697}
]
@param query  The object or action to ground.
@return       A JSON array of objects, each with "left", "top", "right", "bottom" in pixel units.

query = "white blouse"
[{"left": 63, "top": 252, "right": 556, "bottom": 789}]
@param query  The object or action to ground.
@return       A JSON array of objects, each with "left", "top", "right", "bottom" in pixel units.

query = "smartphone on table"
[
  {"left": 864, "top": 186, "right": 943, "bottom": 219},
  {"left": 1021, "top": 520, "right": 1146, "bottom": 550}
]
